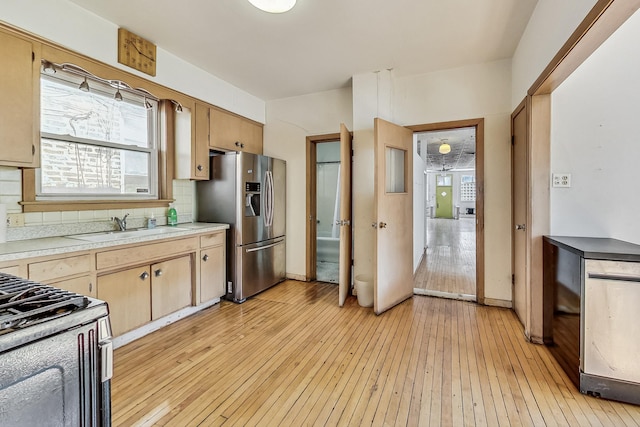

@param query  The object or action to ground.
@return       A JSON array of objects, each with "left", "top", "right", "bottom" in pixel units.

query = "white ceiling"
[{"left": 69, "top": 0, "right": 538, "bottom": 101}]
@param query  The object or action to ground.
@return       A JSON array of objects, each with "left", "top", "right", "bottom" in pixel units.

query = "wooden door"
[
  {"left": 512, "top": 101, "right": 528, "bottom": 326},
  {"left": 338, "top": 124, "right": 352, "bottom": 306},
  {"left": 435, "top": 180, "right": 453, "bottom": 218},
  {"left": 97, "top": 266, "right": 151, "bottom": 337},
  {"left": 151, "top": 255, "right": 192, "bottom": 319},
  {"left": 374, "top": 118, "right": 414, "bottom": 315}
]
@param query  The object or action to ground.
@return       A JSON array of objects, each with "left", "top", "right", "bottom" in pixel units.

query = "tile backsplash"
[{"left": 0, "top": 166, "right": 197, "bottom": 241}]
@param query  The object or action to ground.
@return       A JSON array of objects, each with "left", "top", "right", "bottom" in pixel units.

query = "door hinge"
[
  {"left": 511, "top": 135, "right": 515, "bottom": 145},
  {"left": 32, "top": 144, "right": 35, "bottom": 155},
  {"left": 512, "top": 274, "right": 515, "bottom": 285},
  {"left": 32, "top": 51, "right": 35, "bottom": 62},
  {"left": 351, "top": 149, "right": 354, "bottom": 157}
]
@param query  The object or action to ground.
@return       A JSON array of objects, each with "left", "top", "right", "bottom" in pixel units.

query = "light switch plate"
[{"left": 552, "top": 173, "right": 571, "bottom": 188}]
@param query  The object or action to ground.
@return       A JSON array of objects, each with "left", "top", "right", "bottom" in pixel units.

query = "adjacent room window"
[
  {"left": 38, "top": 70, "right": 158, "bottom": 200},
  {"left": 460, "top": 175, "right": 476, "bottom": 201}
]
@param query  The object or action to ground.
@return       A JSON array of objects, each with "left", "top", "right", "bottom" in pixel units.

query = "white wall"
[
  {"left": 511, "top": 0, "right": 598, "bottom": 108},
  {"left": 265, "top": 60, "right": 513, "bottom": 302},
  {"left": 551, "top": 9, "right": 640, "bottom": 244},
  {"left": 396, "top": 60, "right": 513, "bottom": 303},
  {"left": 264, "top": 88, "right": 353, "bottom": 280},
  {"left": 0, "top": 0, "right": 265, "bottom": 122}
]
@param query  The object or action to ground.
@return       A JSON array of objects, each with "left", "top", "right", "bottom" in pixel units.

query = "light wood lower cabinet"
[
  {"left": 200, "top": 244, "right": 225, "bottom": 302},
  {"left": 98, "top": 266, "right": 152, "bottom": 337},
  {"left": 151, "top": 255, "right": 192, "bottom": 319}
]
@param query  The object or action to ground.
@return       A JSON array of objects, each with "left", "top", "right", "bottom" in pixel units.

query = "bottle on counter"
[
  {"left": 167, "top": 205, "right": 178, "bottom": 226},
  {"left": 147, "top": 212, "right": 156, "bottom": 229}
]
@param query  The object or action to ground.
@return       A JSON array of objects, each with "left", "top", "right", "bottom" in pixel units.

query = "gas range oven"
[{"left": 0, "top": 272, "right": 112, "bottom": 426}]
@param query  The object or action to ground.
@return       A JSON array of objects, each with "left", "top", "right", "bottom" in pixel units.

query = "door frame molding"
[
  {"left": 407, "top": 118, "right": 485, "bottom": 304},
  {"left": 305, "top": 133, "right": 342, "bottom": 281},
  {"left": 512, "top": 0, "right": 640, "bottom": 341}
]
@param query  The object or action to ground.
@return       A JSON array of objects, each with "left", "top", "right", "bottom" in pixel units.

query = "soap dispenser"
[{"left": 167, "top": 204, "right": 178, "bottom": 226}]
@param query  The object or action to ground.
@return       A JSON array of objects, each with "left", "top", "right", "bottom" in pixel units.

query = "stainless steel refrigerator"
[{"left": 197, "top": 152, "right": 286, "bottom": 302}]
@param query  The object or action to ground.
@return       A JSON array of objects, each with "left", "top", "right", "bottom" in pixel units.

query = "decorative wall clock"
[{"left": 117, "top": 28, "right": 156, "bottom": 76}]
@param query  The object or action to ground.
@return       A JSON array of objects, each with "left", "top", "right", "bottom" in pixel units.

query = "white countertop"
[{"left": 0, "top": 223, "right": 229, "bottom": 262}]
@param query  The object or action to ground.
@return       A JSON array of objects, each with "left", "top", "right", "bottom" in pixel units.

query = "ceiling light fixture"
[
  {"left": 439, "top": 142, "right": 451, "bottom": 155},
  {"left": 248, "top": 0, "right": 296, "bottom": 13},
  {"left": 78, "top": 77, "right": 90, "bottom": 92}
]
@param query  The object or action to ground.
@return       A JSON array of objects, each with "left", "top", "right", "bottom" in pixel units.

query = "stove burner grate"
[{"left": 0, "top": 273, "right": 89, "bottom": 330}]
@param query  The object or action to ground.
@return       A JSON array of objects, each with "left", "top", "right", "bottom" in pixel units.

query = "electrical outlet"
[
  {"left": 552, "top": 173, "right": 571, "bottom": 188},
  {"left": 7, "top": 213, "right": 25, "bottom": 227}
]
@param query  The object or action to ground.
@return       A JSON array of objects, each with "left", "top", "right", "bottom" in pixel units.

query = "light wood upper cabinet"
[
  {"left": 175, "top": 102, "right": 209, "bottom": 180},
  {"left": 209, "top": 108, "right": 263, "bottom": 154},
  {"left": 0, "top": 29, "right": 40, "bottom": 167}
]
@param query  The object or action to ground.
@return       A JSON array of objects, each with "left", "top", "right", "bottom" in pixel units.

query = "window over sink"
[{"left": 38, "top": 66, "right": 158, "bottom": 200}]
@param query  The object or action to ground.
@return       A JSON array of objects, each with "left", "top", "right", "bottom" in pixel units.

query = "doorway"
[
  {"left": 409, "top": 119, "right": 485, "bottom": 303},
  {"left": 305, "top": 134, "right": 342, "bottom": 283},
  {"left": 315, "top": 141, "right": 341, "bottom": 283}
]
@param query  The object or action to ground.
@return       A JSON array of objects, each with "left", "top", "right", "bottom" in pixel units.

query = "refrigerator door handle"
[
  {"left": 269, "top": 170, "right": 275, "bottom": 227},
  {"left": 263, "top": 171, "right": 270, "bottom": 227},
  {"left": 264, "top": 170, "right": 274, "bottom": 227},
  {"left": 245, "top": 239, "right": 284, "bottom": 253}
]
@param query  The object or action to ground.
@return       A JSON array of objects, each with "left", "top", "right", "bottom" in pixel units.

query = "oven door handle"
[{"left": 101, "top": 341, "right": 113, "bottom": 382}]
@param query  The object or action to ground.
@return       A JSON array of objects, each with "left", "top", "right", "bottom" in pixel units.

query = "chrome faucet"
[{"left": 113, "top": 213, "right": 129, "bottom": 231}]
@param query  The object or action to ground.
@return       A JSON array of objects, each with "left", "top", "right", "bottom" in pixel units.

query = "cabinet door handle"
[
  {"left": 202, "top": 254, "right": 209, "bottom": 262},
  {"left": 140, "top": 271, "right": 149, "bottom": 280},
  {"left": 197, "top": 164, "right": 204, "bottom": 171},
  {"left": 235, "top": 141, "right": 241, "bottom": 147},
  {"left": 154, "top": 269, "right": 162, "bottom": 277},
  {"left": 89, "top": 282, "right": 93, "bottom": 292}
]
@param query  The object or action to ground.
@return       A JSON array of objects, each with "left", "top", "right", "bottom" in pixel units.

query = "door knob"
[
  {"left": 515, "top": 224, "right": 526, "bottom": 231},
  {"left": 202, "top": 254, "right": 209, "bottom": 262},
  {"left": 154, "top": 269, "right": 163, "bottom": 277},
  {"left": 139, "top": 271, "right": 149, "bottom": 280},
  {"left": 379, "top": 222, "right": 387, "bottom": 228},
  {"left": 371, "top": 222, "right": 377, "bottom": 229},
  {"left": 196, "top": 164, "right": 203, "bottom": 171}
]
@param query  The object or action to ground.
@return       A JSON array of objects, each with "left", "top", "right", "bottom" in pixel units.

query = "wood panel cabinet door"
[
  {"left": 0, "top": 30, "right": 39, "bottom": 167},
  {"left": 239, "top": 119, "right": 263, "bottom": 154},
  {"left": 209, "top": 108, "right": 241, "bottom": 151},
  {"left": 200, "top": 244, "right": 225, "bottom": 302},
  {"left": 151, "top": 255, "right": 192, "bottom": 319},
  {"left": 193, "top": 103, "right": 210, "bottom": 179},
  {"left": 97, "top": 266, "right": 151, "bottom": 337},
  {"left": 210, "top": 108, "right": 263, "bottom": 154}
]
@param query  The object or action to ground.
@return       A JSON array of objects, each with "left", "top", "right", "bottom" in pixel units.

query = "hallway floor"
[{"left": 414, "top": 216, "right": 476, "bottom": 297}]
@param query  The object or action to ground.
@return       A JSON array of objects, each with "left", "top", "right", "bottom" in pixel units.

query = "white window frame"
[{"left": 37, "top": 70, "right": 159, "bottom": 201}]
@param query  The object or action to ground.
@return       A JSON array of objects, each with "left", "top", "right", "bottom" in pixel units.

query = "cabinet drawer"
[
  {"left": 96, "top": 237, "right": 198, "bottom": 270},
  {"left": 49, "top": 275, "right": 96, "bottom": 298},
  {"left": 29, "top": 254, "right": 92, "bottom": 282},
  {"left": 200, "top": 232, "right": 225, "bottom": 248}
]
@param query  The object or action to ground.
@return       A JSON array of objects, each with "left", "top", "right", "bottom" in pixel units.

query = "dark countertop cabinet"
[{"left": 543, "top": 236, "right": 640, "bottom": 406}]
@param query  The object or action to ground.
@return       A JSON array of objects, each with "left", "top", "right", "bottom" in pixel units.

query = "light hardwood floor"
[
  {"left": 415, "top": 217, "right": 476, "bottom": 297},
  {"left": 112, "top": 280, "right": 640, "bottom": 426}
]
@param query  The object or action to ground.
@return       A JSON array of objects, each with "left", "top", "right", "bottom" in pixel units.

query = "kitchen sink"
[{"left": 66, "top": 227, "right": 189, "bottom": 243}]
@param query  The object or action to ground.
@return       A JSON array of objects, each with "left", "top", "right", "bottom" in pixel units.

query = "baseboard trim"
[
  {"left": 413, "top": 288, "right": 476, "bottom": 302},
  {"left": 484, "top": 297, "right": 512, "bottom": 308},
  {"left": 286, "top": 273, "right": 307, "bottom": 281},
  {"left": 113, "top": 298, "right": 220, "bottom": 349}
]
